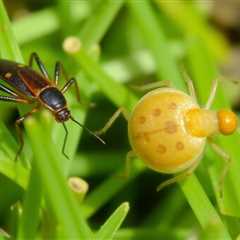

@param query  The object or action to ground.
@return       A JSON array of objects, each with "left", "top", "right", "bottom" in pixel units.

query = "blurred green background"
[{"left": 0, "top": 0, "right": 240, "bottom": 239}]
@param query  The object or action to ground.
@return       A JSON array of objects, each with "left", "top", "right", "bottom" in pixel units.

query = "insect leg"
[
  {"left": 62, "top": 122, "right": 69, "bottom": 159},
  {"left": 54, "top": 61, "right": 61, "bottom": 86},
  {"left": 130, "top": 80, "right": 170, "bottom": 92},
  {"left": 29, "top": 52, "right": 49, "bottom": 79},
  {"left": 14, "top": 105, "right": 40, "bottom": 161},
  {"left": 94, "top": 107, "right": 129, "bottom": 136},
  {"left": 61, "top": 77, "right": 80, "bottom": 101},
  {"left": 0, "top": 94, "right": 34, "bottom": 161},
  {"left": 120, "top": 150, "right": 136, "bottom": 178},
  {"left": 208, "top": 138, "right": 231, "bottom": 198},
  {"left": 156, "top": 159, "right": 200, "bottom": 192},
  {"left": 0, "top": 83, "right": 19, "bottom": 97},
  {"left": 205, "top": 79, "right": 218, "bottom": 109},
  {"left": 55, "top": 62, "right": 81, "bottom": 101},
  {"left": 0, "top": 95, "right": 30, "bottom": 104},
  {"left": 182, "top": 71, "right": 198, "bottom": 103}
]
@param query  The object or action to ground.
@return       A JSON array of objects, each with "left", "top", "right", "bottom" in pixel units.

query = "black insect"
[{"left": 0, "top": 52, "right": 104, "bottom": 160}]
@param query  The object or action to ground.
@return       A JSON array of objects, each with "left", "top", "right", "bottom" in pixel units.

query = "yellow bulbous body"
[{"left": 128, "top": 88, "right": 206, "bottom": 173}]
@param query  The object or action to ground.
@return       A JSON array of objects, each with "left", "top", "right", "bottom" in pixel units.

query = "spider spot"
[
  {"left": 143, "top": 132, "right": 150, "bottom": 142},
  {"left": 156, "top": 144, "right": 167, "bottom": 154},
  {"left": 176, "top": 141, "right": 184, "bottom": 151},
  {"left": 153, "top": 108, "right": 161, "bottom": 117},
  {"left": 164, "top": 121, "right": 177, "bottom": 134},
  {"left": 17, "top": 64, "right": 24, "bottom": 68},
  {"left": 169, "top": 102, "right": 177, "bottom": 110},
  {"left": 4, "top": 72, "right": 12, "bottom": 78},
  {"left": 139, "top": 116, "right": 146, "bottom": 124}
]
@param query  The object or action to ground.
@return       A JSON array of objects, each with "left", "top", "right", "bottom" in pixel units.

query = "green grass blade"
[
  {"left": 182, "top": 175, "right": 231, "bottom": 239},
  {"left": 57, "top": 0, "right": 74, "bottom": 36},
  {"left": 17, "top": 165, "right": 42, "bottom": 239},
  {"left": 156, "top": 0, "right": 229, "bottom": 60},
  {"left": 12, "top": 3, "right": 90, "bottom": 45},
  {"left": 81, "top": 163, "right": 144, "bottom": 218},
  {"left": 0, "top": 122, "right": 28, "bottom": 188},
  {"left": 114, "top": 228, "right": 191, "bottom": 240},
  {"left": 25, "top": 116, "right": 92, "bottom": 238},
  {"left": 186, "top": 37, "right": 240, "bottom": 217},
  {"left": 70, "top": 151, "right": 124, "bottom": 177},
  {"left": 94, "top": 202, "right": 129, "bottom": 240},
  {"left": 71, "top": 48, "right": 137, "bottom": 110},
  {"left": 0, "top": 0, "right": 23, "bottom": 61},
  {"left": 79, "top": 0, "right": 125, "bottom": 48},
  {"left": 127, "top": 0, "right": 184, "bottom": 89},
  {"left": 143, "top": 188, "right": 185, "bottom": 227}
]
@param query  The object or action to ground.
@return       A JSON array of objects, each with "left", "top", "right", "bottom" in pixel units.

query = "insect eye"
[{"left": 217, "top": 110, "right": 238, "bottom": 135}]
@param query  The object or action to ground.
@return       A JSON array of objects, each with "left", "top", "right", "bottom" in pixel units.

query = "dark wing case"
[{"left": 0, "top": 59, "right": 51, "bottom": 98}]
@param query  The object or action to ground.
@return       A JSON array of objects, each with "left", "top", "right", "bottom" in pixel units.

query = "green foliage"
[{"left": 0, "top": 0, "right": 239, "bottom": 239}]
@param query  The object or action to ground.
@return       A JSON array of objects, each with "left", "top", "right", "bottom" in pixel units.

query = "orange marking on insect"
[
  {"left": 176, "top": 141, "right": 184, "bottom": 151},
  {"left": 164, "top": 121, "right": 177, "bottom": 134},
  {"left": 153, "top": 108, "right": 161, "bottom": 116},
  {"left": 139, "top": 116, "right": 146, "bottom": 124},
  {"left": 143, "top": 132, "right": 150, "bottom": 142},
  {"left": 169, "top": 102, "right": 177, "bottom": 110},
  {"left": 156, "top": 144, "right": 167, "bottom": 154}
]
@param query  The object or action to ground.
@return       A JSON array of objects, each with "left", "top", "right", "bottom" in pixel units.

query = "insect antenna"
[
  {"left": 62, "top": 122, "right": 70, "bottom": 159},
  {"left": 70, "top": 116, "right": 106, "bottom": 144}
]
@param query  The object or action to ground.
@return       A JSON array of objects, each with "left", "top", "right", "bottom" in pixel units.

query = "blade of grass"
[
  {"left": 79, "top": 0, "right": 125, "bottom": 48},
  {"left": 81, "top": 162, "right": 144, "bottom": 218},
  {"left": 155, "top": 0, "right": 229, "bottom": 60},
  {"left": 143, "top": 188, "right": 185, "bottom": 227},
  {"left": 12, "top": 2, "right": 90, "bottom": 45},
  {"left": 94, "top": 202, "right": 129, "bottom": 240},
  {"left": 0, "top": 0, "right": 22, "bottom": 61},
  {"left": 127, "top": 0, "right": 184, "bottom": 89},
  {"left": 57, "top": 0, "right": 74, "bottom": 36},
  {"left": 17, "top": 165, "right": 42, "bottom": 239},
  {"left": 0, "top": 122, "right": 28, "bottom": 188},
  {"left": 114, "top": 227, "right": 190, "bottom": 240},
  {"left": 70, "top": 151, "right": 124, "bottom": 177},
  {"left": 186, "top": 37, "right": 240, "bottom": 217},
  {"left": 25, "top": 115, "right": 92, "bottom": 238},
  {"left": 181, "top": 174, "right": 230, "bottom": 239},
  {"left": 70, "top": 47, "right": 138, "bottom": 110}
]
